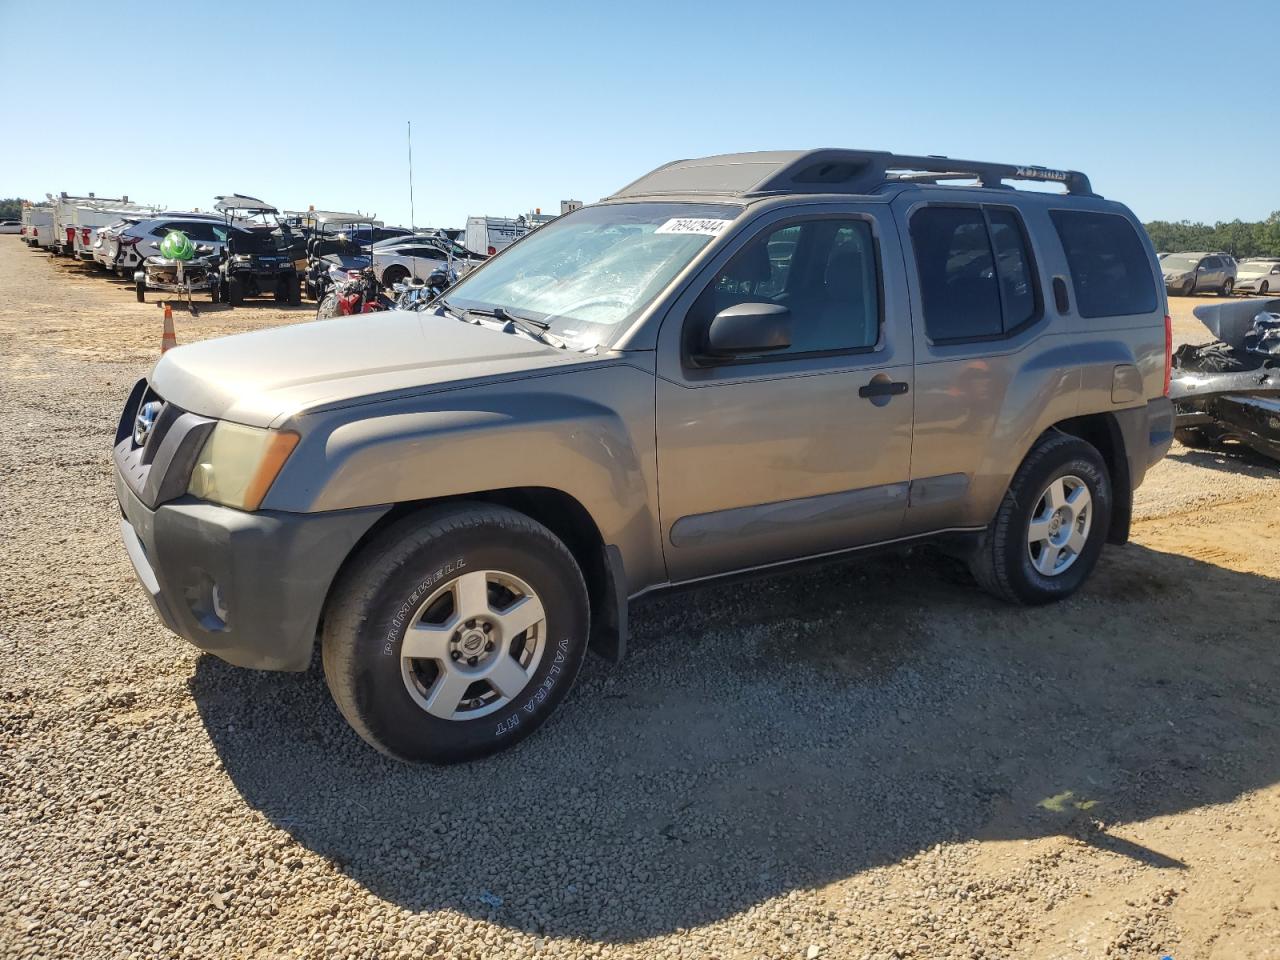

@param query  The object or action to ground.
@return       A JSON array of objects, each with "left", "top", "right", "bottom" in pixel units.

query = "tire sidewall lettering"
[{"left": 380, "top": 557, "right": 467, "bottom": 657}]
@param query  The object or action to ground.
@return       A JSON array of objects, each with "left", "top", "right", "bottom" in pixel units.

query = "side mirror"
[{"left": 705, "top": 302, "right": 792, "bottom": 358}]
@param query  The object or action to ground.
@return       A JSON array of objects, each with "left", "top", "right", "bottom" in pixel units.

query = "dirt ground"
[{"left": 1, "top": 238, "right": 1278, "bottom": 960}]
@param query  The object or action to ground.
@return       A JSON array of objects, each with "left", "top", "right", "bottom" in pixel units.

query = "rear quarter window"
[{"left": 1049, "top": 210, "right": 1157, "bottom": 318}]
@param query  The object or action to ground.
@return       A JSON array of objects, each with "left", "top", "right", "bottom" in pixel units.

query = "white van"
[{"left": 464, "top": 216, "right": 530, "bottom": 257}]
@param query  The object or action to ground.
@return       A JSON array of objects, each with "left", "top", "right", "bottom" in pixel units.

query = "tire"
[
  {"left": 1220, "top": 278, "right": 1234, "bottom": 297},
  {"left": 274, "top": 277, "right": 290, "bottom": 303},
  {"left": 227, "top": 276, "right": 244, "bottom": 306},
  {"left": 1175, "top": 425, "right": 1223, "bottom": 450},
  {"left": 968, "top": 432, "right": 1112, "bottom": 605},
  {"left": 321, "top": 503, "right": 590, "bottom": 763},
  {"left": 287, "top": 274, "right": 301, "bottom": 305},
  {"left": 382, "top": 265, "right": 409, "bottom": 289},
  {"left": 1182, "top": 279, "right": 1194, "bottom": 297},
  {"left": 135, "top": 280, "right": 145, "bottom": 303},
  {"left": 1261, "top": 281, "right": 1270, "bottom": 295},
  {"left": 316, "top": 291, "right": 340, "bottom": 319}
]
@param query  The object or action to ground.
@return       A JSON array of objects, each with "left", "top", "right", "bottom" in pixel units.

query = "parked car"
[
  {"left": 113, "top": 148, "right": 1173, "bottom": 763},
  {"left": 1234, "top": 257, "right": 1280, "bottom": 295},
  {"left": 1161, "top": 251, "right": 1237, "bottom": 297},
  {"left": 372, "top": 233, "right": 483, "bottom": 288},
  {"left": 0, "top": 219, "right": 21, "bottom": 235},
  {"left": 92, "top": 216, "right": 147, "bottom": 270},
  {"left": 73, "top": 205, "right": 158, "bottom": 261},
  {"left": 109, "top": 215, "right": 233, "bottom": 275}
]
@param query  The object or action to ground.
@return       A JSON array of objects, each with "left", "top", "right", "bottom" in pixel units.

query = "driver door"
[{"left": 654, "top": 205, "right": 914, "bottom": 583}]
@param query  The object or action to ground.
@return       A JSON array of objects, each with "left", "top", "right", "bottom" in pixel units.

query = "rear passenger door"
[
  {"left": 655, "top": 204, "right": 914, "bottom": 582},
  {"left": 892, "top": 195, "right": 1075, "bottom": 535}
]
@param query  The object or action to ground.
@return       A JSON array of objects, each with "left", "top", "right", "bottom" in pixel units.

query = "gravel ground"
[{"left": 2, "top": 239, "right": 1279, "bottom": 960}]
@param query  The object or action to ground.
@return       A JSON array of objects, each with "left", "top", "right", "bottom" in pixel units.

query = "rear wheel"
[
  {"left": 968, "top": 432, "right": 1111, "bottom": 605},
  {"left": 135, "top": 280, "right": 145, "bottom": 303},
  {"left": 227, "top": 276, "right": 244, "bottom": 306},
  {"left": 382, "top": 265, "right": 409, "bottom": 289},
  {"left": 1220, "top": 278, "right": 1234, "bottom": 297},
  {"left": 321, "top": 504, "right": 590, "bottom": 763},
  {"left": 287, "top": 274, "right": 301, "bottom": 305}
]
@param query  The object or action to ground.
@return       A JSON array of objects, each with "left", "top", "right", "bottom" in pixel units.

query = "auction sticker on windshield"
[{"left": 654, "top": 218, "right": 733, "bottom": 237}]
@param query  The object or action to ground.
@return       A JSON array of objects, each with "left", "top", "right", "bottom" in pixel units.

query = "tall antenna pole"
[{"left": 407, "top": 120, "right": 416, "bottom": 232}]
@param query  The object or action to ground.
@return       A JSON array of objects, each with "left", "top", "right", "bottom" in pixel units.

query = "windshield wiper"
[{"left": 438, "top": 302, "right": 565, "bottom": 348}]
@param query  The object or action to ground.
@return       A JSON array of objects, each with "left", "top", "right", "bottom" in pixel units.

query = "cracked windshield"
[{"left": 442, "top": 202, "right": 741, "bottom": 350}]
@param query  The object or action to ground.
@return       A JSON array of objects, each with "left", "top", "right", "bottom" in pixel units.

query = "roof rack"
[{"left": 607, "top": 149, "right": 1094, "bottom": 200}]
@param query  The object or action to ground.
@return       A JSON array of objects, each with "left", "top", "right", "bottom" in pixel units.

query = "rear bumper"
[
  {"left": 115, "top": 470, "right": 388, "bottom": 671},
  {"left": 1115, "top": 397, "right": 1175, "bottom": 489}
]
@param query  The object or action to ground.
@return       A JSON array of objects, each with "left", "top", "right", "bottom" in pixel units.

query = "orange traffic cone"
[{"left": 161, "top": 303, "right": 177, "bottom": 353}]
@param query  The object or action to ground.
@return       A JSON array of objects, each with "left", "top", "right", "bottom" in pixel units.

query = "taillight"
[
  {"left": 487, "top": 245, "right": 496, "bottom": 256},
  {"left": 32, "top": 227, "right": 38, "bottom": 237},
  {"left": 81, "top": 227, "right": 91, "bottom": 245},
  {"left": 1163, "top": 313, "right": 1172, "bottom": 396},
  {"left": 66, "top": 227, "right": 75, "bottom": 245}
]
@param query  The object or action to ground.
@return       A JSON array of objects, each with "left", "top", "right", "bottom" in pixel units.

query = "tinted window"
[
  {"left": 1049, "top": 210, "right": 1157, "bottom": 318},
  {"left": 988, "top": 210, "right": 1036, "bottom": 328},
  {"left": 911, "top": 207, "right": 1003, "bottom": 341},
  {"left": 1202, "top": 256, "right": 1220, "bottom": 269},
  {"left": 692, "top": 218, "right": 881, "bottom": 357}
]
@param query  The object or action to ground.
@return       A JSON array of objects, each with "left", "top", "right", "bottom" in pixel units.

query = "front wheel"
[
  {"left": 1182, "top": 279, "right": 1194, "bottom": 297},
  {"left": 968, "top": 432, "right": 1111, "bottom": 605},
  {"left": 321, "top": 504, "right": 590, "bottom": 763},
  {"left": 315, "top": 290, "right": 340, "bottom": 319},
  {"left": 226, "top": 276, "right": 244, "bottom": 306},
  {"left": 135, "top": 280, "right": 145, "bottom": 303}
]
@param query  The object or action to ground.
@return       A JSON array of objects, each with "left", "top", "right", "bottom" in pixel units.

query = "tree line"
[{"left": 1144, "top": 212, "right": 1280, "bottom": 259}]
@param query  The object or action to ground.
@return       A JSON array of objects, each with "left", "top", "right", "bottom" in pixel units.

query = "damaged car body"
[{"left": 1170, "top": 297, "right": 1280, "bottom": 462}]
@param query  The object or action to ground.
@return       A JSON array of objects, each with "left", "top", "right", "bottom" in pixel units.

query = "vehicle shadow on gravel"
[{"left": 192, "top": 542, "right": 1280, "bottom": 943}]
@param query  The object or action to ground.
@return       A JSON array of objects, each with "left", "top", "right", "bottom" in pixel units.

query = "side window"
[
  {"left": 1202, "top": 256, "right": 1219, "bottom": 270},
  {"left": 691, "top": 217, "right": 881, "bottom": 359},
  {"left": 988, "top": 210, "right": 1036, "bottom": 329},
  {"left": 1049, "top": 210, "right": 1158, "bottom": 318},
  {"left": 915, "top": 208, "right": 993, "bottom": 341},
  {"left": 182, "top": 223, "right": 217, "bottom": 242}
]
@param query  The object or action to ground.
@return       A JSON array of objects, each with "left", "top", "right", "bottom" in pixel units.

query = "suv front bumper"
[{"left": 115, "top": 470, "right": 387, "bottom": 671}]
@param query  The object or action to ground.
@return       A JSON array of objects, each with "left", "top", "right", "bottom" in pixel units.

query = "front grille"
[{"left": 114, "top": 378, "right": 216, "bottom": 509}]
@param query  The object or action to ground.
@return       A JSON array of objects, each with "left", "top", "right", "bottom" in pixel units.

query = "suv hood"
[{"left": 150, "top": 310, "right": 590, "bottom": 428}]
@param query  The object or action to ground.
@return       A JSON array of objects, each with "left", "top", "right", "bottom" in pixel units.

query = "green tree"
[{"left": 0, "top": 198, "right": 26, "bottom": 220}]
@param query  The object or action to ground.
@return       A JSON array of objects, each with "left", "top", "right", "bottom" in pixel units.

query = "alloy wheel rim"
[
  {"left": 399, "top": 569, "right": 546, "bottom": 721},
  {"left": 1026, "top": 474, "right": 1093, "bottom": 577}
]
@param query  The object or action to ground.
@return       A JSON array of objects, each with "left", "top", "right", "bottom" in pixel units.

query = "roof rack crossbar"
[{"left": 745, "top": 150, "right": 1093, "bottom": 197}]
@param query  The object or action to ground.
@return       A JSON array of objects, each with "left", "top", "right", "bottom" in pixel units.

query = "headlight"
[{"left": 187, "top": 422, "right": 299, "bottom": 511}]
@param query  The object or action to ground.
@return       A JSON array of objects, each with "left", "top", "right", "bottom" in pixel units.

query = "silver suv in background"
[
  {"left": 1161, "top": 251, "right": 1237, "bottom": 296},
  {"left": 113, "top": 149, "right": 1174, "bottom": 763},
  {"left": 107, "top": 214, "right": 232, "bottom": 274}
]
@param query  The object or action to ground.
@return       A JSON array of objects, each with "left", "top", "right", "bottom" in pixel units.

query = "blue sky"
[{"left": 1, "top": 0, "right": 1275, "bottom": 228}]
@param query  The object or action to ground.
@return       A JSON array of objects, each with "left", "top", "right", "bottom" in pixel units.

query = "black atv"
[{"left": 216, "top": 226, "right": 301, "bottom": 306}]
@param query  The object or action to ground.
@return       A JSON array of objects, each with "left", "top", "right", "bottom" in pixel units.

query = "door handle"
[{"left": 858, "top": 380, "right": 909, "bottom": 399}]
